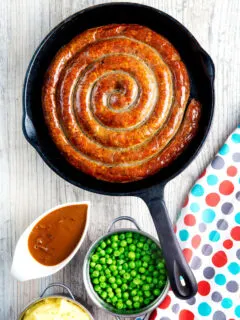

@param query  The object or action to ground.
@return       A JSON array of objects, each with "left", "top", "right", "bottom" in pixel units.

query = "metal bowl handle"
[
  {"left": 40, "top": 283, "right": 75, "bottom": 300},
  {"left": 107, "top": 216, "right": 141, "bottom": 233}
]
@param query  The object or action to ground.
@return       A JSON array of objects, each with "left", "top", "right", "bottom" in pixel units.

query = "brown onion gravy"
[{"left": 28, "top": 204, "right": 88, "bottom": 266}]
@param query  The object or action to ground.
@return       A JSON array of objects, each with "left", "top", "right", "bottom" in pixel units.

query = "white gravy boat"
[{"left": 11, "top": 201, "right": 90, "bottom": 281}]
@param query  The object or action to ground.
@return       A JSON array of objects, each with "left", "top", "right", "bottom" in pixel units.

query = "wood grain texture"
[{"left": 0, "top": 0, "right": 240, "bottom": 319}]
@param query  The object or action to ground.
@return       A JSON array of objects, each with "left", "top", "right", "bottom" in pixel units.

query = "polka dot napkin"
[{"left": 138, "top": 125, "right": 240, "bottom": 320}]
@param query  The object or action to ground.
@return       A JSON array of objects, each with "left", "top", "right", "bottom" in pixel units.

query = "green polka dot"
[
  {"left": 219, "top": 144, "right": 230, "bottom": 155},
  {"left": 214, "top": 274, "right": 226, "bottom": 285},
  {"left": 228, "top": 262, "right": 239, "bottom": 275},
  {"left": 198, "top": 302, "right": 212, "bottom": 316},
  {"left": 232, "top": 133, "right": 240, "bottom": 143},
  {"left": 221, "top": 298, "right": 233, "bottom": 309},
  {"left": 202, "top": 209, "right": 216, "bottom": 223},
  {"left": 207, "top": 175, "right": 218, "bottom": 186},
  {"left": 179, "top": 230, "right": 189, "bottom": 241},
  {"left": 191, "top": 184, "right": 204, "bottom": 197},
  {"left": 209, "top": 230, "right": 220, "bottom": 242},
  {"left": 235, "top": 212, "right": 240, "bottom": 224},
  {"left": 190, "top": 202, "right": 200, "bottom": 212}
]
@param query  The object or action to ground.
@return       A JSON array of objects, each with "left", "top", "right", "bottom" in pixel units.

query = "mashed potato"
[{"left": 22, "top": 297, "right": 91, "bottom": 320}]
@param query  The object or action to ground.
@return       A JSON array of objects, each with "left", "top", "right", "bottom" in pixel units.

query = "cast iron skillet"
[{"left": 22, "top": 2, "right": 214, "bottom": 299}]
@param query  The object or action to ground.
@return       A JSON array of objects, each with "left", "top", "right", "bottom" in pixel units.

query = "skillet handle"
[{"left": 140, "top": 188, "right": 197, "bottom": 300}]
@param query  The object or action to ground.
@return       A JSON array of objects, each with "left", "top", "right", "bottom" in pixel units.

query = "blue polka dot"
[
  {"left": 235, "top": 212, "right": 240, "bottom": 224},
  {"left": 219, "top": 144, "right": 230, "bottom": 155},
  {"left": 198, "top": 302, "right": 212, "bottom": 316},
  {"left": 235, "top": 305, "right": 240, "bottom": 317},
  {"left": 215, "top": 274, "right": 226, "bottom": 285},
  {"left": 202, "top": 209, "right": 216, "bottom": 223},
  {"left": 209, "top": 230, "right": 220, "bottom": 242},
  {"left": 232, "top": 133, "right": 240, "bottom": 143},
  {"left": 207, "top": 174, "right": 218, "bottom": 186},
  {"left": 179, "top": 230, "right": 189, "bottom": 241},
  {"left": 191, "top": 184, "right": 204, "bottom": 197},
  {"left": 190, "top": 202, "right": 200, "bottom": 212},
  {"left": 228, "top": 262, "right": 239, "bottom": 275},
  {"left": 221, "top": 298, "right": 233, "bottom": 309}
]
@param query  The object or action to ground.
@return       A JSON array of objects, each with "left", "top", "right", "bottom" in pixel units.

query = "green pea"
[
  {"left": 118, "top": 259, "right": 124, "bottom": 265},
  {"left": 113, "top": 250, "right": 120, "bottom": 257},
  {"left": 151, "top": 243, "right": 157, "bottom": 250},
  {"left": 129, "top": 261, "right": 135, "bottom": 269},
  {"left": 125, "top": 232, "right": 133, "bottom": 238},
  {"left": 112, "top": 242, "right": 118, "bottom": 249},
  {"left": 112, "top": 283, "right": 117, "bottom": 289},
  {"left": 94, "top": 285, "right": 101, "bottom": 292},
  {"left": 129, "top": 244, "right": 136, "bottom": 251},
  {"left": 153, "top": 271, "right": 159, "bottom": 277},
  {"left": 107, "top": 239, "right": 111, "bottom": 245},
  {"left": 116, "top": 301, "right": 124, "bottom": 309},
  {"left": 119, "top": 234, "right": 125, "bottom": 240},
  {"left": 116, "top": 293, "right": 122, "bottom": 299},
  {"left": 128, "top": 251, "right": 136, "bottom": 260},
  {"left": 144, "top": 291, "right": 151, "bottom": 297},
  {"left": 111, "top": 235, "right": 118, "bottom": 241},
  {"left": 119, "top": 270, "right": 125, "bottom": 275},
  {"left": 99, "top": 275, "right": 106, "bottom": 282},
  {"left": 100, "top": 282, "right": 107, "bottom": 289},
  {"left": 107, "top": 287, "right": 112, "bottom": 293},
  {"left": 106, "top": 247, "right": 113, "bottom": 254},
  {"left": 105, "top": 269, "right": 111, "bottom": 275},
  {"left": 153, "top": 288, "right": 161, "bottom": 296},
  {"left": 112, "top": 296, "right": 118, "bottom": 304},
  {"left": 133, "top": 301, "right": 140, "bottom": 309},
  {"left": 126, "top": 238, "right": 133, "bottom": 244},
  {"left": 133, "top": 278, "right": 141, "bottom": 286},
  {"left": 131, "top": 289, "right": 137, "bottom": 297},
  {"left": 107, "top": 258, "right": 113, "bottom": 264},
  {"left": 109, "top": 277, "right": 115, "bottom": 283},
  {"left": 146, "top": 276, "right": 152, "bottom": 283},
  {"left": 110, "top": 265, "right": 117, "bottom": 271},
  {"left": 92, "top": 254, "right": 99, "bottom": 262},
  {"left": 92, "top": 270, "right": 99, "bottom": 277},
  {"left": 120, "top": 240, "right": 127, "bottom": 247},
  {"left": 122, "top": 283, "right": 128, "bottom": 291},
  {"left": 99, "top": 249, "right": 106, "bottom": 256},
  {"left": 136, "top": 253, "right": 140, "bottom": 259},
  {"left": 116, "top": 278, "right": 122, "bottom": 285},
  {"left": 136, "top": 261, "right": 142, "bottom": 267},
  {"left": 100, "top": 257, "right": 106, "bottom": 264},
  {"left": 95, "top": 264, "right": 102, "bottom": 271},
  {"left": 139, "top": 267, "right": 146, "bottom": 274},
  {"left": 130, "top": 270, "right": 137, "bottom": 277},
  {"left": 123, "top": 273, "right": 130, "bottom": 280},
  {"left": 148, "top": 265, "right": 154, "bottom": 272},
  {"left": 119, "top": 247, "right": 125, "bottom": 254},
  {"left": 152, "top": 278, "right": 158, "bottom": 285},
  {"left": 133, "top": 295, "right": 139, "bottom": 302},
  {"left": 92, "top": 278, "right": 99, "bottom": 284},
  {"left": 142, "top": 284, "right": 150, "bottom": 291},
  {"left": 123, "top": 263, "right": 128, "bottom": 270},
  {"left": 123, "top": 292, "right": 129, "bottom": 300},
  {"left": 115, "top": 288, "right": 121, "bottom": 294},
  {"left": 101, "top": 241, "right": 107, "bottom": 249},
  {"left": 137, "top": 242, "right": 143, "bottom": 248},
  {"left": 142, "top": 255, "right": 151, "bottom": 263},
  {"left": 101, "top": 292, "right": 107, "bottom": 299}
]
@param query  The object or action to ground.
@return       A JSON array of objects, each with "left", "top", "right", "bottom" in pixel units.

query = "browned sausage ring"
[{"left": 42, "top": 24, "right": 201, "bottom": 183}]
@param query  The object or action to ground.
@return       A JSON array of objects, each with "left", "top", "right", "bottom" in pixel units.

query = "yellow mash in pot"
[{"left": 22, "top": 298, "right": 91, "bottom": 320}]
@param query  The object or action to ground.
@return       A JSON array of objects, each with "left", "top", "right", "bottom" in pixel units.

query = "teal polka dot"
[
  {"left": 219, "top": 144, "right": 230, "bottom": 155},
  {"left": 228, "top": 262, "right": 239, "bottom": 275},
  {"left": 235, "top": 305, "right": 240, "bottom": 317},
  {"left": 221, "top": 298, "right": 233, "bottom": 309},
  {"left": 179, "top": 230, "right": 189, "bottom": 241},
  {"left": 191, "top": 184, "right": 204, "bottom": 197},
  {"left": 209, "top": 230, "right": 220, "bottom": 242},
  {"left": 235, "top": 212, "right": 240, "bottom": 224},
  {"left": 202, "top": 209, "right": 216, "bottom": 223},
  {"left": 198, "top": 302, "right": 212, "bottom": 316},
  {"left": 215, "top": 274, "right": 226, "bottom": 285},
  {"left": 190, "top": 202, "right": 200, "bottom": 212},
  {"left": 207, "top": 174, "right": 218, "bottom": 186},
  {"left": 232, "top": 133, "right": 240, "bottom": 143}
]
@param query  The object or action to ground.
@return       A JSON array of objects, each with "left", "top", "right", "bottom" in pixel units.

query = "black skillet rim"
[{"left": 22, "top": 2, "right": 215, "bottom": 196}]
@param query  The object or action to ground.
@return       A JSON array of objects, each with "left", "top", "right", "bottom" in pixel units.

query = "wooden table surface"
[{"left": 1, "top": 0, "right": 240, "bottom": 318}]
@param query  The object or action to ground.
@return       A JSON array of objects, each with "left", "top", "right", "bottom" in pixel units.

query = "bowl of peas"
[{"left": 83, "top": 216, "right": 169, "bottom": 318}]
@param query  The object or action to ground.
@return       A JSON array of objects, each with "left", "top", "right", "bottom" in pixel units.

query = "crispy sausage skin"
[{"left": 42, "top": 24, "right": 201, "bottom": 183}]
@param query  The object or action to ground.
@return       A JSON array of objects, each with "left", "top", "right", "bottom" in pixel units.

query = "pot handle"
[
  {"left": 107, "top": 216, "right": 141, "bottom": 233},
  {"left": 140, "top": 187, "right": 197, "bottom": 300},
  {"left": 40, "top": 283, "right": 75, "bottom": 300}
]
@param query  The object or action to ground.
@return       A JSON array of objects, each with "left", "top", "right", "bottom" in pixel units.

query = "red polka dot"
[
  {"left": 212, "top": 250, "right": 228, "bottom": 267},
  {"left": 179, "top": 309, "right": 194, "bottom": 320},
  {"left": 183, "top": 196, "right": 189, "bottom": 208},
  {"left": 219, "top": 180, "right": 234, "bottom": 195},
  {"left": 199, "top": 168, "right": 207, "bottom": 178},
  {"left": 198, "top": 280, "right": 211, "bottom": 296},
  {"left": 149, "top": 309, "right": 157, "bottom": 320},
  {"left": 182, "top": 248, "right": 193, "bottom": 263},
  {"left": 227, "top": 166, "right": 237, "bottom": 177},
  {"left": 223, "top": 239, "right": 233, "bottom": 249},
  {"left": 192, "top": 235, "right": 201, "bottom": 249},
  {"left": 158, "top": 295, "right": 171, "bottom": 309},
  {"left": 205, "top": 193, "right": 220, "bottom": 206},
  {"left": 231, "top": 226, "right": 240, "bottom": 241},
  {"left": 184, "top": 214, "right": 196, "bottom": 226},
  {"left": 174, "top": 225, "right": 177, "bottom": 233}
]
